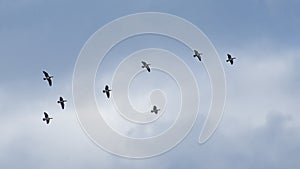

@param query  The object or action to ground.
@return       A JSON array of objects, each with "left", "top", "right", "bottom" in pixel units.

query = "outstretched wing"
[
  {"left": 43, "top": 71, "right": 49, "bottom": 77},
  {"left": 153, "top": 106, "right": 157, "bottom": 110},
  {"left": 47, "top": 78, "right": 52, "bottom": 86},
  {"left": 198, "top": 56, "right": 201, "bottom": 61},
  {"left": 227, "top": 54, "right": 232, "bottom": 59},
  {"left": 105, "top": 85, "right": 109, "bottom": 90},
  {"left": 46, "top": 119, "right": 50, "bottom": 124},
  {"left": 106, "top": 91, "right": 110, "bottom": 98},
  {"left": 141, "top": 61, "right": 147, "bottom": 66},
  {"left": 146, "top": 67, "right": 151, "bottom": 72},
  {"left": 61, "top": 102, "right": 65, "bottom": 109},
  {"left": 230, "top": 60, "right": 233, "bottom": 65},
  {"left": 44, "top": 112, "right": 48, "bottom": 118}
]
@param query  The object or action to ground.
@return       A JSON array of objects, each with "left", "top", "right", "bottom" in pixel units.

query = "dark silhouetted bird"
[
  {"left": 193, "top": 50, "right": 203, "bottom": 61},
  {"left": 42, "top": 71, "right": 53, "bottom": 86},
  {"left": 151, "top": 105, "right": 160, "bottom": 114},
  {"left": 42, "top": 112, "right": 53, "bottom": 124},
  {"left": 57, "top": 96, "right": 67, "bottom": 109},
  {"left": 226, "top": 54, "right": 236, "bottom": 65},
  {"left": 141, "top": 61, "right": 151, "bottom": 72},
  {"left": 102, "top": 85, "right": 111, "bottom": 98}
]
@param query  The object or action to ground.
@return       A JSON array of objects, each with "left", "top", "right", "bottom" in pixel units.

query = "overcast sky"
[{"left": 0, "top": 0, "right": 300, "bottom": 168}]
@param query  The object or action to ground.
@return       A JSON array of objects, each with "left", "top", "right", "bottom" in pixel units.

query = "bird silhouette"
[
  {"left": 226, "top": 54, "right": 236, "bottom": 65},
  {"left": 141, "top": 61, "right": 151, "bottom": 72},
  {"left": 42, "top": 112, "right": 53, "bottom": 124},
  {"left": 193, "top": 50, "right": 203, "bottom": 61},
  {"left": 102, "top": 85, "right": 112, "bottom": 98},
  {"left": 57, "top": 96, "right": 67, "bottom": 109},
  {"left": 151, "top": 105, "right": 160, "bottom": 114},
  {"left": 42, "top": 71, "right": 53, "bottom": 86}
]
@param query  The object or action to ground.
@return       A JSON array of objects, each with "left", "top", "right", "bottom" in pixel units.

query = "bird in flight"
[
  {"left": 141, "top": 61, "right": 151, "bottom": 72},
  {"left": 42, "top": 112, "right": 53, "bottom": 124},
  {"left": 151, "top": 105, "right": 160, "bottom": 114},
  {"left": 57, "top": 96, "right": 67, "bottom": 109},
  {"left": 42, "top": 70, "right": 53, "bottom": 86},
  {"left": 193, "top": 50, "right": 203, "bottom": 61},
  {"left": 102, "top": 85, "right": 112, "bottom": 98},
  {"left": 226, "top": 54, "right": 236, "bottom": 65}
]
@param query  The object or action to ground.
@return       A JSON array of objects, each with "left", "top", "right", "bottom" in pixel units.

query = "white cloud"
[{"left": 1, "top": 0, "right": 300, "bottom": 166}]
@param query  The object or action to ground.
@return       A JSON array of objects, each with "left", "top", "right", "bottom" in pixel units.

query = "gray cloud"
[{"left": 1, "top": 0, "right": 300, "bottom": 168}]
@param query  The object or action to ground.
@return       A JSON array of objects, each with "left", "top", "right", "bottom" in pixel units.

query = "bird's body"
[
  {"left": 42, "top": 112, "right": 53, "bottom": 124},
  {"left": 151, "top": 105, "right": 160, "bottom": 114},
  {"left": 57, "top": 96, "right": 67, "bottom": 109},
  {"left": 102, "top": 85, "right": 111, "bottom": 98},
  {"left": 141, "top": 61, "right": 151, "bottom": 72},
  {"left": 193, "top": 50, "right": 203, "bottom": 61},
  {"left": 42, "top": 71, "right": 53, "bottom": 86},
  {"left": 226, "top": 54, "right": 236, "bottom": 65}
]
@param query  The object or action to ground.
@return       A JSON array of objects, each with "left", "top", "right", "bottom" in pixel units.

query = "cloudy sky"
[{"left": 1, "top": 0, "right": 300, "bottom": 168}]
